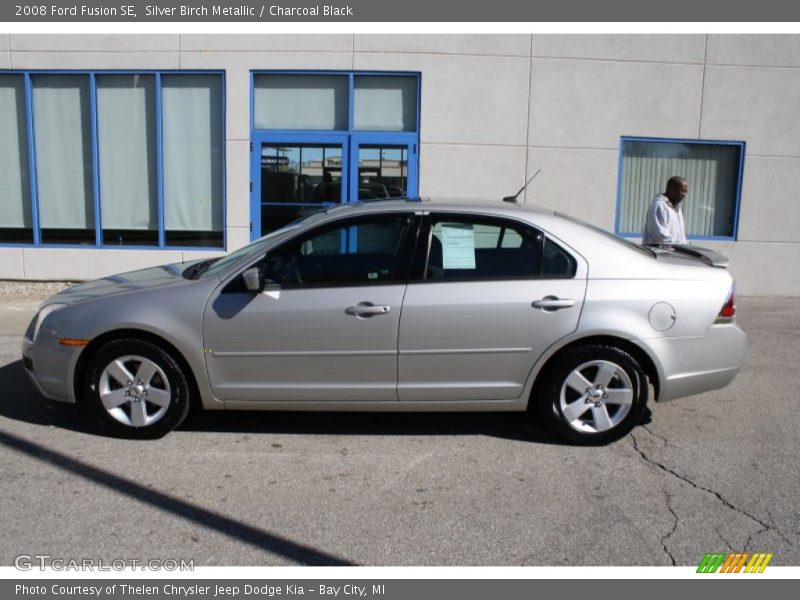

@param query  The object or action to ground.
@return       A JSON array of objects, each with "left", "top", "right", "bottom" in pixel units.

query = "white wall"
[{"left": 1, "top": 34, "right": 798, "bottom": 294}]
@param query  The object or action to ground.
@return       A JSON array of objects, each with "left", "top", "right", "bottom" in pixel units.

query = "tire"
[
  {"left": 536, "top": 344, "right": 647, "bottom": 445},
  {"left": 83, "top": 339, "right": 192, "bottom": 439}
]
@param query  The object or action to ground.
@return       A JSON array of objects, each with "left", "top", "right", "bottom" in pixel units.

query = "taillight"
[{"left": 716, "top": 285, "right": 736, "bottom": 323}]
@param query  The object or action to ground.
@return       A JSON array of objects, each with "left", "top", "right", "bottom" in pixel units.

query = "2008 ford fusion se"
[{"left": 22, "top": 199, "right": 746, "bottom": 444}]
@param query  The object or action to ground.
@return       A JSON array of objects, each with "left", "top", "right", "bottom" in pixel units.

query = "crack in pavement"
[
  {"left": 630, "top": 430, "right": 795, "bottom": 548},
  {"left": 715, "top": 526, "right": 735, "bottom": 552},
  {"left": 641, "top": 424, "right": 670, "bottom": 447},
  {"left": 745, "top": 525, "right": 770, "bottom": 554},
  {"left": 661, "top": 491, "right": 678, "bottom": 566},
  {"left": 765, "top": 509, "right": 798, "bottom": 538}
]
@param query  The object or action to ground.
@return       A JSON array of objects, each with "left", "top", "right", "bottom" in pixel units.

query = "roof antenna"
[{"left": 503, "top": 169, "right": 541, "bottom": 204}]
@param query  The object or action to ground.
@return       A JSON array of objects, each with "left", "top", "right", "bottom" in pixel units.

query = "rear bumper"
[{"left": 648, "top": 324, "right": 747, "bottom": 402}]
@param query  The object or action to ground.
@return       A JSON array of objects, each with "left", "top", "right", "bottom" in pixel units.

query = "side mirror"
[{"left": 242, "top": 267, "right": 262, "bottom": 292}]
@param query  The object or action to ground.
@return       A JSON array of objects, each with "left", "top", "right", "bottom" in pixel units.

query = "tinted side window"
[
  {"left": 264, "top": 214, "right": 413, "bottom": 287},
  {"left": 542, "top": 238, "right": 577, "bottom": 277},
  {"left": 426, "top": 217, "right": 544, "bottom": 281}
]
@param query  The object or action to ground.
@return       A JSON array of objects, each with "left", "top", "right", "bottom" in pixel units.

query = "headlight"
[{"left": 30, "top": 303, "right": 68, "bottom": 341}]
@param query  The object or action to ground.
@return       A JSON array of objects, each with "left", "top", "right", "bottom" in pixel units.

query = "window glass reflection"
[
  {"left": 261, "top": 203, "right": 327, "bottom": 236},
  {"left": 261, "top": 144, "right": 343, "bottom": 204},
  {"left": 357, "top": 145, "right": 407, "bottom": 200}
]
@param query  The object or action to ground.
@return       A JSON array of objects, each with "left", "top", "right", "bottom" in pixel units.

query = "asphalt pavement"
[{"left": 0, "top": 292, "right": 797, "bottom": 566}]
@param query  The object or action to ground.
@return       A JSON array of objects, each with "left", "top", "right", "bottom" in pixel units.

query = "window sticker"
[{"left": 441, "top": 224, "right": 476, "bottom": 269}]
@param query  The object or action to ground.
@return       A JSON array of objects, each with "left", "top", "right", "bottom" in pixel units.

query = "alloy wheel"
[
  {"left": 558, "top": 359, "right": 634, "bottom": 434},
  {"left": 98, "top": 355, "right": 172, "bottom": 427}
]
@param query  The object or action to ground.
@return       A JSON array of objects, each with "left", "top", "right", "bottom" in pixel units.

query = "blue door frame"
[{"left": 250, "top": 131, "right": 418, "bottom": 240}]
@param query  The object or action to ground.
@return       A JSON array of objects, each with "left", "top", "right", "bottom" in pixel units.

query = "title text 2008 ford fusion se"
[{"left": 22, "top": 199, "right": 745, "bottom": 444}]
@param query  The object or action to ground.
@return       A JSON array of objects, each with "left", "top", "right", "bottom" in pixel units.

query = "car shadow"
[
  {"left": 1, "top": 359, "right": 651, "bottom": 446},
  {"left": 182, "top": 407, "right": 565, "bottom": 444},
  {"left": 0, "top": 359, "right": 104, "bottom": 435}
]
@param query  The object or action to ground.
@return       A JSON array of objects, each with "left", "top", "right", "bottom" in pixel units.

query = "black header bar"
[{"left": 4, "top": 0, "right": 800, "bottom": 22}]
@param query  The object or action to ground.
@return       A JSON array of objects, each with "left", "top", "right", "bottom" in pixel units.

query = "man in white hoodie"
[{"left": 642, "top": 176, "right": 688, "bottom": 245}]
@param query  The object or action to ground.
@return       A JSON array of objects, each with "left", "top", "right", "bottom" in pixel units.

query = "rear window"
[
  {"left": 556, "top": 212, "right": 655, "bottom": 259},
  {"left": 542, "top": 238, "right": 577, "bottom": 277}
]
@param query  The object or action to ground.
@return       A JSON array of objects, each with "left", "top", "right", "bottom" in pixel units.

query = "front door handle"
[
  {"left": 532, "top": 296, "right": 576, "bottom": 311},
  {"left": 345, "top": 302, "right": 391, "bottom": 318}
]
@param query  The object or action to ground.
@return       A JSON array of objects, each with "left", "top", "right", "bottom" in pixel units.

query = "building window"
[
  {"left": 162, "top": 75, "right": 224, "bottom": 247},
  {"left": 251, "top": 71, "right": 420, "bottom": 240},
  {"left": 32, "top": 75, "right": 95, "bottom": 244},
  {"left": 96, "top": 74, "right": 158, "bottom": 245},
  {"left": 0, "top": 70, "right": 225, "bottom": 249},
  {"left": 253, "top": 74, "right": 348, "bottom": 131},
  {"left": 357, "top": 145, "right": 408, "bottom": 200},
  {"left": 617, "top": 137, "right": 745, "bottom": 240},
  {"left": 0, "top": 74, "right": 33, "bottom": 243},
  {"left": 353, "top": 75, "right": 417, "bottom": 132}
]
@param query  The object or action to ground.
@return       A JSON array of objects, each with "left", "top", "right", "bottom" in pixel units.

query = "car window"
[
  {"left": 263, "top": 214, "right": 414, "bottom": 288},
  {"left": 425, "top": 216, "right": 545, "bottom": 281},
  {"left": 542, "top": 237, "right": 577, "bottom": 277},
  {"left": 199, "top": 208, "right": 332, "bottom": 280},
  {"left": 555, "top": 211, "right": 655, "bottom": 258}
]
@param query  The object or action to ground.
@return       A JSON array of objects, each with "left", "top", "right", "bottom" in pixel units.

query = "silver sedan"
[{"left": 22, "top": 199, "right": 746, "bottom": 444}]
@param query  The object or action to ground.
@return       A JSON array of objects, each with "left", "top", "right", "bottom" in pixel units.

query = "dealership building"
[{"left": 0, "top": 34, "right": 798, "bottom": 294}]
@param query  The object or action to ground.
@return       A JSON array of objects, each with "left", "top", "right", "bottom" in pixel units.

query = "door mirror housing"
[{"left": 242, "top": 267, "right": 262, "bottom": 292}]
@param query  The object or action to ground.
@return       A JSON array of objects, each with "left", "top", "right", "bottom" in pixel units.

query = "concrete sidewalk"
[{"left": 0, "top": 281, "right": 73, "bottom": 336}]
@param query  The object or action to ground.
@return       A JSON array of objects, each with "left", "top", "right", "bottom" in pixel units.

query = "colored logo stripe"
[
  {"left": 745, "top": 553, "right": 773, "bottom": 573},
  {"left": 720, "top": 553, "right": 749, "bottom": 573},
  {"left": 697, "top": 552, "right": 773, "bottom": 573},
  {"left": 697, "top": 552, "right": 726, "bottom": 573}
]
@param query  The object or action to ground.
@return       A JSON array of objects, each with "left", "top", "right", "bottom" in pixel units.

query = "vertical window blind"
[
  {"left": 32, "top": 75, "right": 95, "bottom": 242},
  {"left": 0, "top": 75, "right": 32, "bottom": 240},
  {"left": 162, "top": 74, "right": 224, "bottom": 240}
]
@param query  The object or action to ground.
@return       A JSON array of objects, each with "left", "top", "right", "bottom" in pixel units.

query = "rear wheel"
[
  {"left": 84, "top": 339, "right": 192, "bottom": 439},
  {"left": 536, "top": 344, "right": 647, "bottom": 445}
]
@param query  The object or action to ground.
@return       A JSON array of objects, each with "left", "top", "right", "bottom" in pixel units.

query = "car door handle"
[
  {"left": 532, "top": 296, "right": 576, "bottom": 311},
  {"left": 345, "top": 302, "right": 391, "bottom": 317}
]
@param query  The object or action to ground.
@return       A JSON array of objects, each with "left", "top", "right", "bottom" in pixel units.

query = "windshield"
[
  {"left": 195, "top": 206, "right": 338, "bottom": 279},
  {"left": 196, "top": 225, "right": 300, "bottom": 279}
]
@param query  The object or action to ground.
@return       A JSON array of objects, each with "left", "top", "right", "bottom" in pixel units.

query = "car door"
[
  {"left": 203, "top": 212, "right": 418, "bottom": 405},
  {"left": 398, "top": 213, "right": 587, "bottom": 402}
]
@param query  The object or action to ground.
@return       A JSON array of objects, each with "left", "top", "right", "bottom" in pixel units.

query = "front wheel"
[
  {"left": 536, "top": 344, "right": 648, "bottom": 445},
  {"left": 84, "top": 339, "right": 192, "bottom": 439}
]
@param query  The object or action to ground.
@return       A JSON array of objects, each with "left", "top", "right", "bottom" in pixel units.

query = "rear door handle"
[
  {"left": 345, "top": 302, "right": 391, "bottom": 318},
  {"left": 532, "top": 296, "right": 576, "bottom": 311}
]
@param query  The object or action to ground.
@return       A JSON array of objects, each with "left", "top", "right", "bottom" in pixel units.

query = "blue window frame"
[
  {"left": 0, "top": 70, "right": 226, "bottom": 250},
  {"left": 616, "top": 136, "right": 745, "bottom": 241},
  {"left": 250, "top": 71, "right": 421, "bottom": 240}
]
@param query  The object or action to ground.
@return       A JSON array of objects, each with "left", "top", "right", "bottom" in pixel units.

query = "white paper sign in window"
[{"left": 441, "top": 224, "right": 476, "bottom": 269}]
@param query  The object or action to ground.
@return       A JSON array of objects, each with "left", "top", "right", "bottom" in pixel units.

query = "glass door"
[
  {"left": 251, "top": 133, "right": 349, "bottom": 239},
  {"left": 349, "top": 134, "right": 418, "bottom": 202},
  {"left": 251, "top": 133, "right": 418, "bottom": 239}
]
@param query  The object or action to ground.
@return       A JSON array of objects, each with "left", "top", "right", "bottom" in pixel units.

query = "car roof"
[{"left": 325, "top": 197, "right": 558, "bottom": 219}]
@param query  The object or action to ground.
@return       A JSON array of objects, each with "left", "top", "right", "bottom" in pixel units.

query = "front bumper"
[
  {"left": 648, "top": 323, "right": 747, "bottom": 402},
  {"left": 22, "top": 336, "right": 80, "bottom": 404}
]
